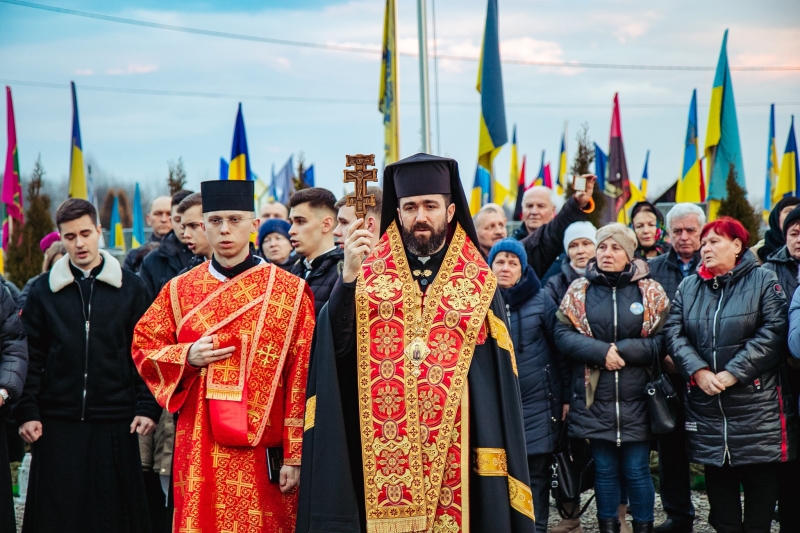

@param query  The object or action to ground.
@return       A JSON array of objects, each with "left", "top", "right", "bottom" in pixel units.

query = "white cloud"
[
  {"left": 73, "top": 68, "right": 94, "bottom": 76},
  {"left": 106, "top": 64, "right": 159, "bottom": 75}
]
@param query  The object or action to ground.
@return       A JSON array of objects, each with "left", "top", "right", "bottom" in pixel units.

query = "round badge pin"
[{"left": 630, "top": 302, "right": 644, "bottom": 315}]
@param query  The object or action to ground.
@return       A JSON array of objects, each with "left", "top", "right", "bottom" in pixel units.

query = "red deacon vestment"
[{"left": 132, "top": 261, "right": 315, "bottom": 533}]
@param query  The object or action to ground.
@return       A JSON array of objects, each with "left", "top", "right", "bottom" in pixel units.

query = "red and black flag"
[{"left": 604, "top": 93, "right": 631, "bottom": 223}]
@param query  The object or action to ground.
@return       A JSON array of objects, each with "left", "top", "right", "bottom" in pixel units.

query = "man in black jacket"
[
  {"left": 0, "top": 284, "right": 27, "bottom": 533},
  {"left": 122, "top": 195, "right": 173, "bottom": 272},
  {"left": 512, "top": 179, "right": 596, "bottom": 279},
  {"left": 139, "top": 190, "right": 194, "bottom": 300},
  {"left": 289, "top": 187, "right": 344, "bottom": 317},
  {"left": 16, "top": 199, "right": 160, "bottom": 533},
  {"left": 647, "top": 202, "right": 705, "bottom": 533}
]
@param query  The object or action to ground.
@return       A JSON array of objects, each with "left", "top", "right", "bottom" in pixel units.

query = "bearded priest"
[
  {"left": 297, "top": 154, "right": 535, "bottom": 533},
  {"left": 132, "top": 180, "right": 315, "bottom": 533}
]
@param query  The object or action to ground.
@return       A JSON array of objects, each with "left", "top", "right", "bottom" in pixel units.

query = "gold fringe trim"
[
  {"left": 366, "top": 516, "right": 428, "bottom": 533},
  {"left": 304, "top": 395, "right": 316, "bottom": 432},
  {"left": 205, "top": 389, "right": 243, "bottom": 401}
]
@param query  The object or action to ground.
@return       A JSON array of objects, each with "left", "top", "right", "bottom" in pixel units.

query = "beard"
[{"left": 401, "top": 218, "right": 449, "bottom": 257}]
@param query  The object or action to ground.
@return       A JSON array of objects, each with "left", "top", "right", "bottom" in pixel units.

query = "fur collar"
[{"left": 49, "top": 249, "right": 123, "bottom": 293}]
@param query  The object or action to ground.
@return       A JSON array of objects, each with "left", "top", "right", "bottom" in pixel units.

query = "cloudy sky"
[{"left": 1, "top": 0, "right": 799, "bottom": 204}]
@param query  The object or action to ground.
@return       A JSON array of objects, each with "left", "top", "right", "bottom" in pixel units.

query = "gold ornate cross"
[
  {"left": 343, "top": 154, "right": 378, "bottom": 219},
  {"left": 225, "top": 471, "right": 254, "bottom": 497},
  {"left": 257, "top": 345, "right": 280, "bottom": 367}
]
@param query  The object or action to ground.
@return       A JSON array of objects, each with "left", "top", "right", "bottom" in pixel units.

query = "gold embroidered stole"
[
  {"left": 173, "top": 263, "right": 307, "bottom": 446},
  {"left": 356, "top": 222, "right": 496, "bottom": 533}
]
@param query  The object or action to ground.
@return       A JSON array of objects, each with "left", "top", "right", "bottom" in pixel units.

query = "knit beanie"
[
  {"left": 563, "top": 221, "right": 597, "bottom": 251},
  {"left": 488, "top": 238, "right": 527, "bottom": 268},
  {"left": 596, "top": 223, "right": 638, "bottom": 261},
  {"left": 39, "top": 231, "right": 61, "bottom": 252},
  {"left": 257, "top": 219, "right": 291, "bottom": 248}
]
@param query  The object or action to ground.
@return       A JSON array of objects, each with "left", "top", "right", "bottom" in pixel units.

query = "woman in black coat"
[
  {"left": 555, "top": 223, "right": 669, "bottom": 533},
  {"left": 490, "top": 239, "right": 569, "bottom": 533},
  {"left": 665, "top": 217, "right": 797, "bottom": 533}
]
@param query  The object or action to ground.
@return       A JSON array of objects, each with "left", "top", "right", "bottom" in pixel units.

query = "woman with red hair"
[{"left": 664, "top": 217, "right": 798, "bottom": 533}]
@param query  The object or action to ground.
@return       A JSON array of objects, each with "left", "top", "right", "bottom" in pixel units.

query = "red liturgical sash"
[
  {"left": 356, "top": 223, "right": 496, "bottom": 533},
  {"left": 173, "top": 263, "right": 307, "bottom": 446}
]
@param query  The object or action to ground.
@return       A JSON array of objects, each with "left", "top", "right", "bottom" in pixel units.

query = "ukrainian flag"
[
  {"left": 533, "top": 151, "right": 545, "bottom": 187},
  {"left": 110, "top": 195, "right": 125, "bottom": 251},
  {"left": 704, "top": 30, "right": 745, "bottom": 220},
  {"left": 228, "top": 103, "right": 251, "bottom": 181},
  {"left": 506, "top": 125, "right": 519, "bottom": 207},
  {"left": 770, "top": 105, "right": 789, "bottom": 208},
  {"left": 617, "top": 152, "right": 648, "bottom": 223},
  {"left": 68, "top": 82, "right": 88, "bottom": 199},
  {"left": 131, "top": 183, "right": 145, "bottom": 249},
  {"left": 676, "top": 90, "right": 703, "bottom": 203},
  {"left": 778, "top": 116, "right": 798, "bottom": 206},
  {"left": 379, "top": 0, "right": 400, "bottom": 165},
  {"left": 476, "top": 0, "right": 507, "bottom": 174},
  {"left": 470, "top": 165, "right": 491, "bottom": 215},
  {"left": 557, "top": 128, "right": 567, "bottom": 196},
  {"left": 641, "top": 150, "right": 649, "bottom": 197}
]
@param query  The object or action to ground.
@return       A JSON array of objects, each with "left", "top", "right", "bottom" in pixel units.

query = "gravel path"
[{"left": 547, "top": 490, "right": 780, "bottom": 532}]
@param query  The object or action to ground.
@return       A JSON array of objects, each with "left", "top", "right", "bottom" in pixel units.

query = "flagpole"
[{"left": 416, "top": 0, "right": 431, "bottom": 154}]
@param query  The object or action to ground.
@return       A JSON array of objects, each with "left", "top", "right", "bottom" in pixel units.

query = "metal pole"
[{"left": 417, "top": 0, "right": 431, "bottom": 154}]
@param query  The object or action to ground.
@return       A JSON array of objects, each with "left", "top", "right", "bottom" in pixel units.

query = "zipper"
[
  {"left": 613, "top": 287, "right": 621, "bottom": 447},
  {"left": 711, "top": 284, "right": 730, "bottom": 463},
  {"left": 76, "top": 278, "right": 96, "bottom": 421}
]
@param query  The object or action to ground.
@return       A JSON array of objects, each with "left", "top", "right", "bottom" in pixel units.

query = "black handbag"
[
  {"left": 644, "top": 353, "right": 679, "bottom": 434},
  {"left": 550, "top": 421, "right": 595, "bottom": 519}
]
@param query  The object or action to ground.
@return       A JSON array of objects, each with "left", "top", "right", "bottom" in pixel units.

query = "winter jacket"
[
  {"left": 501, "top": 265, "right": 570, "bottom": 456},
  {"left": 0, "top": 274, "right": 20, "bottom": 308},
  {"left": 763, "top": 245, "right": 800, "bottom": 398},
  {"left": 0, "top": 286, "right": 28, "bottom": 409},
  {"left": 554, "top": 258, "right": 666, "bottom": 444},
  {"left": 139, "top": 231, "right": 193, "bottom": 301},
  {"left": 14, "top": 250, "right": 161, "bottom": 425},
  {"left": 290, "top": 247, "right": 343, "bottom": 318},
  {"left": 123, "top": 231, "right": 162, "bottom": 272},
  {"left": 665, "top": 253, "right": 797, "bottom": 466},
  {"left": 543, "top": 255, "right": 583, "bottom": 308},
  {"left": 647, "top": 247, "right": 701, "bottom": 301},
  {"left": 515, "top": 196, "right": 590, "bottom": 280}
]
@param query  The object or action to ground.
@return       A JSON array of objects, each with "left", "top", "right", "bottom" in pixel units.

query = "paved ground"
[{"left": 547, "top": 490, "right": 780, "bottom": 532}]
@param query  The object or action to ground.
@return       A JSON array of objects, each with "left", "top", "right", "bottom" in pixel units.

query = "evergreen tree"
[
  {"left": 564, "top": 123, "right": 606, "bottom": 227},
  {"left": 716, "top": 163, "right": 761, "bottom": 246},
  {"left": 294, "top": 152, "right": 310, "bottom": 191},
  {"left": 167, "top": 157, "right": 187, "bottom": 195},
  {"left": 6, "top": 155, "right": 55, "bottom": 288},
  {"left": 100, "top": 189, "right": 115, "bottom": 230}
]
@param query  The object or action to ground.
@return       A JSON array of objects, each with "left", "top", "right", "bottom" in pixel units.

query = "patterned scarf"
[{"left": 558, "top": 276, "right": 669, "bottom": 407}]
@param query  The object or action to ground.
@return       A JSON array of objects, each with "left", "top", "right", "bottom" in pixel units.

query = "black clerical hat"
[
  {"left": 380, "top": 153, "right": 479, "bottom": 249},
  {"left": 200, "top": 180, "right": 254, "bottom": 213}
]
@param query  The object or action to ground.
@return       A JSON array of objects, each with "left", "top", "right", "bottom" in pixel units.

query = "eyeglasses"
[{"left": 205, "top": 216, "right": 254, "bottom": 228}]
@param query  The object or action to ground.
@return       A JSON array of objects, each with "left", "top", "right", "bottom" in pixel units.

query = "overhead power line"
[
  {"left": 3, "top": 0, "right": 799, "bottom": 72},
  {"left": 4, "top": 79, "right": 799, "bottom": 109}
]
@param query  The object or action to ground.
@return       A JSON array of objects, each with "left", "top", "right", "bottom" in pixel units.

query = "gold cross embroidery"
[
  {"left": 195, "top": 310, "right": 216, "bottom": 331},
  {"left": 247, "top": 508, "right": 273, "bottom": 527},
  {"left": 271, "top": 293, "right": 295, "bottom": 320},
  {"left": 225, "top": 471, "right": 254, "bottom": 497},
  {"left": 193, "top": 277, "right": 218, "bottom": 292},
  {"left": 247, "top": 390, "right": 270, "bottom": 422},
  {"left": 178, "top": 517, "right": 201, "bottom": 533},
  {"left": 187, "top": 465, "right": 204, "bottom": 491},
  {"left": 210, "top": 442, "right": 231, "bottom": 468},
  {"left": 174, "top": 470, "right": 188, "bottom": 499},
  {"left": 214, "top": 356, "right": 240, "bottom": 382},
  {"left": 257, "top": 345, "right": 280, "bottom": 367},
  {"left": 233, "top": 280, "right": 259, "bottom": 300}
]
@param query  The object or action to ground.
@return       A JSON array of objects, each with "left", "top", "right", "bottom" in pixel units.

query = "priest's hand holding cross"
[{"left": 342, "top": 219, "right": 374, "bottom": 283}]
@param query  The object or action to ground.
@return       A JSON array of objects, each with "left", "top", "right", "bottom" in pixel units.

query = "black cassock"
[{"left": 296, "top": 267, "right": 536, "bottom": 533}]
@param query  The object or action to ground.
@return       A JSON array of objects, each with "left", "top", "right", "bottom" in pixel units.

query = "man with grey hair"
[
  {"left": 511, "top": 179, "right": 596, "bottom": 279},
  {"left": 648, "top": 202, "right": 705, "bottom": 533},
  {"left": 122, "top": 195, "right": 173, "bottom": 272},
  {"left": 473, "top": 202, "right": 507, "bottom": 256}
]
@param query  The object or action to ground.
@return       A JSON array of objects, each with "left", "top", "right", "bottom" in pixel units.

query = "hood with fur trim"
[{"left": 49, "top": 249, "right": 123, "bottom": 293}]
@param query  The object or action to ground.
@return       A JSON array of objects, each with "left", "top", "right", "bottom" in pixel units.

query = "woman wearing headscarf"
[
  {"left": 555, "top": 223, "right": 670, "bottom": 533},
  {"left": 753, "top": 196, "right": 800, "bottom": 264},
  {"left": 629, "top": 202, "right": 670, "bottom": 260},
  {"left": 665, "top": 217, "right": 797, "bottom": 533},
  {"left": 489, "top": 238, "right": 570, "bottom": 533}
]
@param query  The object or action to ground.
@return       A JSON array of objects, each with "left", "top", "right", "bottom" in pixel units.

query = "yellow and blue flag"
[
  {"left": 470, "top": 165, "right": 492, "bottom": 215},
  {"left": 704, "top": 30, "right": 745, "bottom": 220},
  {"left": 557, "top": 128, "right": 567, "bottom": 196},
  {"left": 617, "top": 152, "right": 648, "bottom": 223},
  {"left": 228, "top": 103, "right": 251, "bottom": 181},
  {"left": 770, "top": 105, "right": 789, "bottom": 209},
  {"left": 131, "top": 183, "right": 145, "bottom": 249},
  {"left": 476, "top": 0, "right": 507, "bottom": 174},
  {"left": 219, "top": 158, "right": 229, "bottom": 181},
  {"left": 68, "top": 82, "right": 88, "bottom": 199},
  {"left": 778, "top": 116, "right": 798, "bottom": 206},
  {"left": 379, "top": 0, "right": 400, "bottom": 165},
  {"left": 109, "top": 195, "right": 125, "bottom": 251},
  {"left": 594, "top": 143, "right": 607, "bottom": 191},
  {"left": 676, "top": 90, "right": 704, "bottom": 203},
  {"left": 506, "top": 125, "right": 519, "bottom": 208},
  {"left": 533, "top": 151, "right": 545, "bottom": 187},
  {"left": 641, "top": 150, "right": 649, "bottom": 197}
]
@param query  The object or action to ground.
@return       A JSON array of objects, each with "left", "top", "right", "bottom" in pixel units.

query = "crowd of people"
[{"left": 0, "top": 153, "right": 799, "bottom": 533}]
